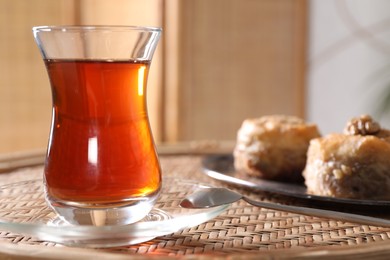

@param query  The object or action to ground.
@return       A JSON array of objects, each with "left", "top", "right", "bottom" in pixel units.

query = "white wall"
[{"left": 307, "top": 0, "right": 390, "bottom": 134}]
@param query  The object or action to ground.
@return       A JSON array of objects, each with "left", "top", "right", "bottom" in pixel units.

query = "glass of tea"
[{"left": 32, "top": 26, "right": 162, "bottom": 226}]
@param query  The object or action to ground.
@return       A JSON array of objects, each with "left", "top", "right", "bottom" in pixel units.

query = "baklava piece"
[
  {"left": 303, "top": 115, "right": 390, "bottom": 200},
  {"left": 233, "top": 115, "right": 321, "bottom": 182}
]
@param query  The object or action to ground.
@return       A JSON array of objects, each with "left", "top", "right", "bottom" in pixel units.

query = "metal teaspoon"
[{"left": 180, "top": 187, "right": 390, "bottom": 227}]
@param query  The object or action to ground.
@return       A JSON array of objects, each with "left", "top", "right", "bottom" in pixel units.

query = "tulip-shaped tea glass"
[{"left": 33, "top": 26, "right": 162, "bottom": 226}]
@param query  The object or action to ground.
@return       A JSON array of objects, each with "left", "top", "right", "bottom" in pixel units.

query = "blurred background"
[{"left": 1, "top": 0, "right": 390, "bottom": 154}]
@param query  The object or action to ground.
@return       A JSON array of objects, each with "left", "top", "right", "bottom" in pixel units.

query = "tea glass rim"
[{"left": 32, "top": 25, "right": 162, "bottom": 33}]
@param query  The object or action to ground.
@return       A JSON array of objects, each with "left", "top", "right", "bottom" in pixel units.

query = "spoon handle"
[{"left": 242, "top": 197, "right": 390, "bottom": 227}]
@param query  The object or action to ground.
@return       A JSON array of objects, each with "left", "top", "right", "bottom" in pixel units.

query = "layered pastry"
[
  {"left": 233, "top": 115, "right": 321, "bottom": 182},
  {"left": 303, "top": 115, "right": 390, "bottom": 200}
]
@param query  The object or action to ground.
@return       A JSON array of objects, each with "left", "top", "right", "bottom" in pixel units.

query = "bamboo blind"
[{"left": 0, "top": 0, "right": 307, "bottom": 153}]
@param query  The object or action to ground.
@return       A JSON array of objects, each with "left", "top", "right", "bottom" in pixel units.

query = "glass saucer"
[{"left": 0, "top": 177, "right": 228, "bottom": 248}]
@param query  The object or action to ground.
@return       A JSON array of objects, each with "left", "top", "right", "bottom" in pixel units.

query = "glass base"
[{"left": 46, "top": 192, "right": 160, "bottom": 226}]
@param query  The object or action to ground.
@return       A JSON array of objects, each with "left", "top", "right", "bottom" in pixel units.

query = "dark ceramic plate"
[{"left": 202, "top": 154, "right": 390, "bottom": 207}]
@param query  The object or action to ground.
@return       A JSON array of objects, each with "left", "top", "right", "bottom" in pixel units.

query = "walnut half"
[{"left": 343, "top": 115, "right": 381, "bottom": 136}]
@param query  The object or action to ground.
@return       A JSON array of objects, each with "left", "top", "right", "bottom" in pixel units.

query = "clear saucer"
[{"left": 0, "top": 177, "right": 228, "bottom": 248}]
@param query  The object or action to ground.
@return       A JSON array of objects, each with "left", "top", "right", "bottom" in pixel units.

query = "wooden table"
[{"left": 0, "top": 146, "right": 390, "bottom": 259}]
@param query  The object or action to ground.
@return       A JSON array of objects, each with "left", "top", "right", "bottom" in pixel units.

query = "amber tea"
[{"left": 44, "top": 59, "right": 161, "bottom": 203}]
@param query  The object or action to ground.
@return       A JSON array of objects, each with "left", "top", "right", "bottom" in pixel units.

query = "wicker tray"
[{"left": 0, "top": 154, "right": 390, "bottom": 259}]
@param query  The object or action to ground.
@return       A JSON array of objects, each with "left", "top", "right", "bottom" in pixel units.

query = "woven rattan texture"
[{"left": 0, "top": 155, "right": 390, "bottom": 256}]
